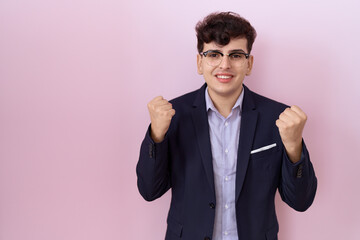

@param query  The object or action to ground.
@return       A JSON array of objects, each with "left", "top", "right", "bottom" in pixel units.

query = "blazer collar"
[
  {"left": 235, "top": 85, "right": 258, "bottom": 202},
  {"left": 192, "top": 83, "right": 207, "bottom": 108},
  {"left": 191, "top": 84, "right": 215, "bottom": 195}
]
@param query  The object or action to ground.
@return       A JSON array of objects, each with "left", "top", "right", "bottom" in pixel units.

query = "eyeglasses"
[{"left": 200, "top": 50, "right": 250, "bottom": 67}]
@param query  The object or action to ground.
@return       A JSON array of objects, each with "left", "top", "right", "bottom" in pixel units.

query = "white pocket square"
[{"left": 251, "top": 143, "right": 277, "bottom": 154}]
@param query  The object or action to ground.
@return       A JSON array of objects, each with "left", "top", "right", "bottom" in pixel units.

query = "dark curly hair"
[{"left": 195, "top": 12, "right": 257, "bottom": 54}]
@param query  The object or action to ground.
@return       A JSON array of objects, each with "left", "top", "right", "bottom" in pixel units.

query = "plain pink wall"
[{"left": 1, "top": 0, "right": 359, "bottom": 239}]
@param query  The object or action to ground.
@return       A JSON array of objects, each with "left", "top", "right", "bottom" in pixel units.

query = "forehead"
[{"left": 203, "top": 37, "right": 248, "bottom": 52}]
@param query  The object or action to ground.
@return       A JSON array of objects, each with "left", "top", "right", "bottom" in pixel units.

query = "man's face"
[{"left": 197, "top": 37, "right": 253, "bottom": 101}]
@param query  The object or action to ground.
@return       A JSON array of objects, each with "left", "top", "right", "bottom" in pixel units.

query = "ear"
[
  {"left": 197, "top": 54, "right": 203, "bottom": 75},
  {"left": 245, "top": 55, "right": 254, "bottom": 76}
]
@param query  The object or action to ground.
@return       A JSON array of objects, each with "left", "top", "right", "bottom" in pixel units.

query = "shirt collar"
[{"left": 205, "top": 86, "right": 244, "bottom": 114}]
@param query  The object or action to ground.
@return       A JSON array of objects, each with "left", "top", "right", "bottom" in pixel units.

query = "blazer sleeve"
[
  {"left": 136, "top": 125, "right": 171, "bottom": 202},
  {"left": 278, "top": 140, "right": 317, "bottom": 211}
]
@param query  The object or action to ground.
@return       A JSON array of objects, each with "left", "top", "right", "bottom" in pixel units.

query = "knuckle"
[
  {"left": 283, "top": 123, "right": 291, "bottom": 130},
  {"left": 294, "top": 118, "right": 301, "bottom": 125},
  {"left": 155, "top": 107, "right": 161, "bottom": 113}
]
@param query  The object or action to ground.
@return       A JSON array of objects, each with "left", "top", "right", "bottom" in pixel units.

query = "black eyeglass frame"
[{"left": 200, "top": 50, "right": 250, "bottom": 59}]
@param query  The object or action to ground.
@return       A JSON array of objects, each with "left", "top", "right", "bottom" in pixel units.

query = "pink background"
[{"left": 1, "top": 0, "right": 359, "bottom": 239}]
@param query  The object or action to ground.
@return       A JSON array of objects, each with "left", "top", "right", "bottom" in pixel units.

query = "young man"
[{"left": 136, "top": 12, "right": 317, "bottom": 240}]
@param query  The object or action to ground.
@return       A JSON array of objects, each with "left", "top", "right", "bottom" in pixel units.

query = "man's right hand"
[{"left": 147, "top": 96, "right": 176, "bottom": 143}]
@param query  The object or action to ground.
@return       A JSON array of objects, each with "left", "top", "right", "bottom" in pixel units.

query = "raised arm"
[
  {"left": 136, "top": 96, "right": 175, "bottom": 201},
  {"left": 276, "top": 105, "right": 317, "bottom": 211}
]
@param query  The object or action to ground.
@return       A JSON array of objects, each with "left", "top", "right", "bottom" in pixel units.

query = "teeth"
[{"left": 217, "top": 75, "right": 231, "bottom": 79}]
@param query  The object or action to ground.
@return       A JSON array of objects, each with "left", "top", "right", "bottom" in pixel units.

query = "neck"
[{"left": 208, "top": 86, "right": 243, "bottom": 118}]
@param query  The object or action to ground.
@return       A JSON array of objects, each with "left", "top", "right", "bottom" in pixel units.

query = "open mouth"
[{"left": 215, "top": 74, "right": 233, "bottom": 82}]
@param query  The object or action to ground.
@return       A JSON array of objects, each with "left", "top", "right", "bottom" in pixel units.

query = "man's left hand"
[{"left": 276, "top": 105, "right": 307, "bottom": 163}]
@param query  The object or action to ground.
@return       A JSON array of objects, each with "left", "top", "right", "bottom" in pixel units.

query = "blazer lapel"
[
  {"left": 191, "top": 84, "right": 215, "bottom": 194},
  {"left": 236, "top": 85, "right": 258, "bottom": 202}
]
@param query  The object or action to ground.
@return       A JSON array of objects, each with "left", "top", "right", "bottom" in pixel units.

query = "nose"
[{"left": 219, "top": 55, "right": 231, "bottom": 69}]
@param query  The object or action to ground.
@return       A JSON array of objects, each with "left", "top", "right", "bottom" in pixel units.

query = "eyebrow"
[
  {"left": 206, "top": 49, "right": 247, "bottom": 53},
  {"left": 229, "top": 49, "right": 247, "bottom": 53}
]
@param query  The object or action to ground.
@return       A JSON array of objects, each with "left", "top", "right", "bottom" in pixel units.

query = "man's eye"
[
  {"left": 208, "top": 53, "right": 221, "bottom": 58},
  {"left": 230, "top": 54, "right": 244, "bottom": 59}
]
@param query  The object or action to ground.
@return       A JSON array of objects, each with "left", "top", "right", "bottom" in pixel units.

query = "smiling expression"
[{"left": 197, "top": 37, "right": 254, "bottom": 102}]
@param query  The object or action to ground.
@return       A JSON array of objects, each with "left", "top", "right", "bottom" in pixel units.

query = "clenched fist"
[
  {"left": 147, "top": 96, "right": 176, "bottom": 143},
  {"left": 275, "top": 105, "right": 307, "bottom": 163}
]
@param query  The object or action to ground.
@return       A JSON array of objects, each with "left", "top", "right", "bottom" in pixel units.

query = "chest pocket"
[
  {"left": 250, "top": 143, "right": 280, "bottom": 160},
  {"left": 249, "top": 143, "right": 282, "bottom": 177}
]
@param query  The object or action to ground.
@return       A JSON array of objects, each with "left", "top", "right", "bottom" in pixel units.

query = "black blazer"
[{"left": 137, "top": 84, "right": 317, "bottom": 240}]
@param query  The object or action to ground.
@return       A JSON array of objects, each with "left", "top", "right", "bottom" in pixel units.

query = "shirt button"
[
  {"left": 209, "top": 202, "right": 215, "bottom": 209},
  {"left": 225, "top": 122, "right": 228, "bottom": 127},
  {"left": 225, "top": 204, "right": 229, "bottom": 209},
  {"left": 225, "top": 176, "right": 229, "bottom": 181},
  {"left": 224, "top": 231, "right": 228, "bottom": 235},
  {"left": 225, "top": 149, "right": 229, "bottom": 154}
]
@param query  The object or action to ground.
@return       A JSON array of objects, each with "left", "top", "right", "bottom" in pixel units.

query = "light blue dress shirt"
[{"left": 205, "top": 87, "right": 244, "bottom": 240}]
